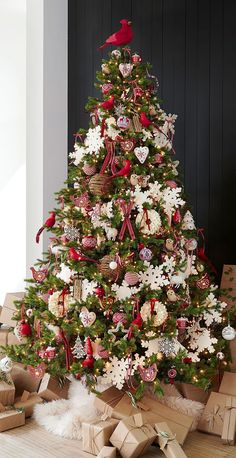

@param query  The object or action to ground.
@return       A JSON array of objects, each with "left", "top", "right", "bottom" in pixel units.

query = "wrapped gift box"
[
  {"left": 0, "top": 376, "right": 15, "bottom": 406},
  {"left": 155, "top": 422, "right": 187, "bottom": 457},
  {"left": 11, "top": 362, "right": 41, "bottom": 396},
  {"left": 111, "top": 393, "right": 149, "bottom": 420},
  {"left": 221, "top": 397, "right": 236, "bottom": 445},
  {"left": 82, "top": 417, "right": 118, "bottom": 455},
  {"left": 198, "top": 391, "right": 231, "bottom": 435},
  {"left": 0, "top": 408, "right": 25, "bottom": 432},
  {"left": 178, "top": 383, "right": 210, "bottom": 404},
  {"left": 0, "top": 326, "right": 9, "bottom": 346},
  {"left": 141, "top": 396, "right": 193, "bottom": 445},
  {"left": 94, "top": 386, "right": 125, "bottom": 418},
  {"left": 14, "top": 390, "right": 43, "bottom": 417},
  {"left": 0, "top": 292, "right": 24, "bottom": 327},
  {"left": 110, "top": 413, "right": 156, "bottom": 458},
  {"left": 219, "top": 372, "right": 236, "bottom": 396},
  {"left": 97, "top": 446, "right": 116, "bottom": 458},
  {"left": 37, "top": 373, "right": 70, "bottom": 401}
]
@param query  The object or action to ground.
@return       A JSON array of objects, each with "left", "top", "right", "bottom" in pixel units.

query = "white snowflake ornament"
[
  {"left": 56, "top": 263, "right": 75, "bottom": 284},
  {"left": 102, "top": 356, "right": 130, "bottom": 389},
  {"left": 84, "top": 126, "right": 104, "bottom": 154}
]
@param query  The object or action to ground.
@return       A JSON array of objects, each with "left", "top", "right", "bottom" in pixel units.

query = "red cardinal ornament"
[
  {"left": 140, "top": 112, "right": 152, "bottom": 128},
  {"left": 36, "top": 212, "right": 56, "bottom": 243},
  {"left": 100, "top": 95, "right": 115, "bottom": 110},
  {"left": 69, "top": 247, "right": 97, "bottom": 263},
  {"left": 112, "top": 159, "right": 131, "bottom": 178},
  {"left": 99, "top": 19, "right": 133, "bottom": 50},
  {"left": 128, "top": 313, "right": 143, "bottom": 339}
]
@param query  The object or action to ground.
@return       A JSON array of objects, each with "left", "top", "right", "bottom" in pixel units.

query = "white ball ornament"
[
  {"left": 216, "top": 351, "right": 225, "bottom": 360},
  {"left": 26, "top": 308, "right": 33, "bottom": 318},
  {"left": 222, "top": 325, "right": 236, "bottom": 341},
  {"left": 109, "top": 261, "right": 118, "bottom": 270}
]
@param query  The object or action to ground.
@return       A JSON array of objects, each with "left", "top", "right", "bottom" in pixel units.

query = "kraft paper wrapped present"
[
  {"left": 0, "top": 326, "right": 9, "bottom": 346},
  {"left": 0, "top": 408, "right": 25, "bottom": 432},
  {"left": 221, "top": 397, "right": 236, "bottom": 445},
  {"left": 14, "top": 390, "right": 43, "bottom": 417},
  {"left": 38, "top": 373, "right": 70, "bottom": 401},
  {"left": 110, "top": 413, "right": 156, "bottom": 458},
  {"left": 11, "top": 362, "right": 41, "bottom": 396},
  {"left": 198, "top": 392, "right": 230, "bottom": 435},
  {"left": 178, "top": 382, "right": 210, "bottom": 404},
  {"left": 97, "top": 446, "right": 116, "bottom": 458},
  {"left": 0, "top": 376, "right": 15, "bottom": 406},
  {"left": 94, "top": 386, "right": 125, "bottom": 418},
  {"left": 141, "top": 396, "right": 193, "bottom": 445},
  {"left": 111, "top": 393, "right": 150, "bottom": 420},
  {"left": 82, "top": 417, "right": 118, "bottom": 455},
  {"left": 219, "top": 372, "right": 236, "bottom": 397},
  {"left": 0, "top": 292, "right": 24, "bottom": 327},
  {"left": 155, "top": 422, "right": 187, "bottom": 458}
]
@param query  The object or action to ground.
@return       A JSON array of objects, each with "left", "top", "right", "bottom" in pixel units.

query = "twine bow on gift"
[
  {"left": 117, "top": 414, "right": 154, "bottom": 456},
  {"left": 204, "top": 404, "right": 225, "bottom": 430},
  {"left": 118, "top": 200, "right": 135, "bottom": 240},
  {"left": 157, "top": 430, "right": 176, "bottom": 451}
]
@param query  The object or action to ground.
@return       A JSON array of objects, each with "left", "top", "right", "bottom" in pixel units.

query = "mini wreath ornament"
[
  {"left": 135, "top": 209, "right": 162, "bottom": 235},
  {"left": 140, "top": 299, "right": 168, "bottom": 326}
]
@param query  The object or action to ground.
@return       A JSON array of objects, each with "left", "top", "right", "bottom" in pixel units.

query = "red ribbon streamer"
[
  {"left": 119, "top": 200, "right": 135, "bottom": 240},
  {"left": 100, "top": 138, "right": 117, "bottom": 175},
  {"left": 150, "top": 298, "right": 157, "bottom": 315},
  {"left": 143, "top": 208, "right": 151, "bottom": 231},
  {"left": 197, "top": 228, "right": 217, "bottom": 275},
  {"left": 59, "top": 288, "right": 69, "bottom": 315},
  {"left": 59, "top": 329, "right": 72, "bottom": 371}
]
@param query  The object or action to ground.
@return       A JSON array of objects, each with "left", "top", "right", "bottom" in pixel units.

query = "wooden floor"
[{"left": 0, "top": 419, "right": 235, "bottom": 458}]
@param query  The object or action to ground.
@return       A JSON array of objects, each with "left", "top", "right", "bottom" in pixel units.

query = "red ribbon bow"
[{"left": 119, "top": 200, "right": 135, "bottom": 240}]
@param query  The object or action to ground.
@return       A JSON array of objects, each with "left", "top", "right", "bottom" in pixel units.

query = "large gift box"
[
  {"left": 82, "top": 417, "right": 118, "bottom": 455},
  {"left": 0, "top": 376, "right": 15, "bottom": 406},
  {"left": 198, "top": 391, "right": 230, "bottom": 435},
  {"left": 221, "top": 397, "right": 236, "bottom": 445},
  {"left": 38, "top": 373, "right": 70, "bottom": 401},
  {"left": 178, "top": 382, "right": 210, "bottom": 404},
  {"left": 112, "top": 393, "right": 149, "bottom": 420},
  {"left": 14, "top": 390, "right": 43, "bottom": 417},
  {"left": 110, "top": 413, "right": 156, "bottom": 458},
  {"left": 141, "top": 396, "right": 193, "bottom": 445},
  {"left": 0, "top": 408, "right": 25, "bottom": 432},
  {"left": 94, "top": 386, "right": 125, "bottom": 418},
  {"left": 219, "top": 371, "right": 236, "bottom": 396},
  {"left": 97, "top": 446, "right": 116, "bottom": 458},
  {"left": 155, "top": 422, "right": 187, "bottom": 458},
  {"left": 0, "top": 292, "right": 24, "bottom": 327},
  {"left": 11, "top": 362, "right": 41, "bottom": 396}
]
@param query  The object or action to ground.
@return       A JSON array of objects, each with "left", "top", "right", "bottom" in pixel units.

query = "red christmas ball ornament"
[
  {"left": 172, "top": 209, "right": 181, "bottom": 224},
  {"left": 176, "top": 317, "right": 188, "bottom": 330},
  {"left": 132, "top": 53, "right": 142, "bottom": 63},
  {"left": 82, "top": 357, "right": 94, "bottom": 369},
  {"left": 138, "top": 243, "right": 145, "bottom": 251},
  {"left": 48, "top": 288, "right": 55, "bottom": 295},
  {"left": 75, "top": 373, "right": 81, "bottom": 380},
  {"left": 166, "top": 180, "right": 177, "bottom": 188},
  {"left": 124, "top": 271, "right": 140, "bottom": 286},
  {"left": 82, "top": 163, "right": 96, "bottom": 176},
  {"left": 82, "top": 235, "right": 97, "bottom": 250},
  {"left": 182, "top": 357, "right": 192, "bottom": 364},
  {"left": 168, "top": 367, "right": 177, "bottom": 384},
  {"left": 155, "top": 153, "right": 164, "bottom": 164},
  {"left": 19, "top": 320, "right": 32, "bottom": 336},
  {"left": 95, "top": 286, "right": 105, "bottom": 298},
  {"left": 180, "top": 302, "right": 189, "bottom": 310}
]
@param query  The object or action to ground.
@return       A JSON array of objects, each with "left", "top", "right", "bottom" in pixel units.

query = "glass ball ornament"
[
  {"left": 139, "top": 247, "right": 153, "bottom": 261},
  {"left": 222, "top": 325, "right": 236, "bottom": 341},
  {"left": 216, "top": 351, "right": 225, "bottom": 360}
]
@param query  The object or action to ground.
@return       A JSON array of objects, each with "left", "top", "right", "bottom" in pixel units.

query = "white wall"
[{"left": 0, "top": 0, "right": 26, "bottom": 303}]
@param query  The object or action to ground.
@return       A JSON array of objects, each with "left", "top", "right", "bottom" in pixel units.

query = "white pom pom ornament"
[{"left": 109, "top": 261, "right": 118, "bottom": 270}]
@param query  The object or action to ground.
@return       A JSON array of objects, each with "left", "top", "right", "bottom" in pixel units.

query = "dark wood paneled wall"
[{"left": 68, "top": 0, "right": 236, "bottom": 274}]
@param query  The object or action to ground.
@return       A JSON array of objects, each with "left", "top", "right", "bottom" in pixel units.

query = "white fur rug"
[{"left": 34, "top": 380, "right": 205, "bottom": 439}]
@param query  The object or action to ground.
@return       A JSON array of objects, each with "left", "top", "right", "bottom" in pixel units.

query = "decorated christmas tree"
[{"left": 4, "top": 20, "right": 235, "bottom": 399}]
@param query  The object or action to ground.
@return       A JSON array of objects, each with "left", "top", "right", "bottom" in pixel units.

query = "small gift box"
[
  {"left": 0, "top": 408, "right": 25, "bottom": 432},
  {"left": 198, "top": 392, "right": 230, "bottom": 435},
  {"left": 82, "top": 417, "right": 118, "bottom": 455},
  {"left": 37, "top": 373, "right": 70, "bottom": 401},
  {"left": 14, "top": 390, "right": 43, "bottom": 417},
  {"left": 97, "top": 446, "right": 116, "bottom": 458},
  {"left": 11, "top": 363, "right": 41, "bottom": 396},
  {"left": 219, "top": 372, "right": 236, "bottom": 397},
  {"left": 94, "top": 386, "right": 125, "bottom": 418},
  {"left": 141, "top": 396, "right": 193, "bottom": 445},
  {"left": 110, "top": 413, "right": 156, "bottom": 458},
  {"left": 155, "top": 422, "right": 187, "bottom": 457},
  {"left": 221, "top": 397, "right": 236, "bottom": 445},
  {"left": 0, "top": 376, "right": 15, "bottom": 406}
]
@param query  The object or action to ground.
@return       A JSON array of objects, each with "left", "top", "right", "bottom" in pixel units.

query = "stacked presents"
[{"left": 0, "top": 357, "right": 70, "bottom": 433}]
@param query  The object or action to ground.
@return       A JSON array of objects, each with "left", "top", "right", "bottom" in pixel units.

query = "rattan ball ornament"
[
  {"left": 99, "top": 255, "right": 121, "bottom": 280},
  {"left": 89, "top": 173, "right": 112, "bottom": 197}
]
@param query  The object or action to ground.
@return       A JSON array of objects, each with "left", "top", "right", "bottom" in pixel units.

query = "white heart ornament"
[
  {"left": 79, "top": 307, "right": 96, "bottom": 327},
  {"left": 134, "top": 146, "right": 149, "bottom": 164},
  {"left": 119, "top": 63, "right": 133, "bottom": 78}
]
